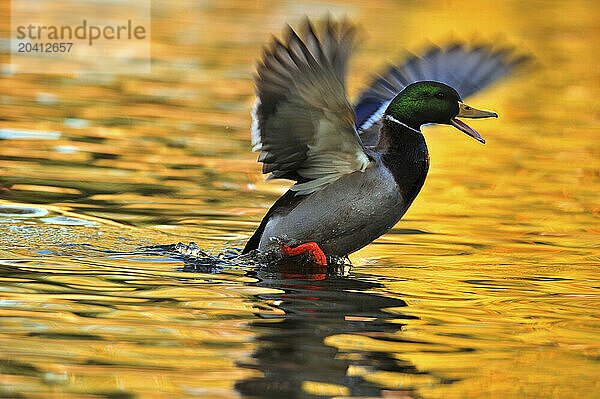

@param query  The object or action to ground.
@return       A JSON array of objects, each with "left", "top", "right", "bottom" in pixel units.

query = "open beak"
[{"left": 450, "top": 102, "right": 498, "bottom": 144}]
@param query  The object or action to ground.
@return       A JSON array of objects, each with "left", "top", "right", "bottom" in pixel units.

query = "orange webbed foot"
[{"left": 281, "top": 242, "right": 327, "bottom": 266}]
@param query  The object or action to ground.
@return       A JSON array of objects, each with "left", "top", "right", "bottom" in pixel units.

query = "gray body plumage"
[{"left": 258, "top": 153, "right": 406, "bottom": 256}]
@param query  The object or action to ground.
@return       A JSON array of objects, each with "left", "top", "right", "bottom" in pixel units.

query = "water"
[{"left": 1, "top": 1, "right": 599, "bottom": 397}]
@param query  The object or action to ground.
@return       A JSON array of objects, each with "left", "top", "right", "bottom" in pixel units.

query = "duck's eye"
[
  {"left": 464, "top": 106, "right": 472, "bottom": 110},
  {"left": 436, "top": 92, "right": 445, "bottom": 99}
]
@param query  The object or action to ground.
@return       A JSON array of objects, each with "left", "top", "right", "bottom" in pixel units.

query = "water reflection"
[
  {"left": 2, "top": 0, "right": 600, "bottom": 396},
  {"left": 236, "top": 262, "right": 429, "bottom": 398}
]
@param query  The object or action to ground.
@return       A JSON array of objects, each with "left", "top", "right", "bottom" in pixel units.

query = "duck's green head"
[{"left": 385, "top": 81, "right": 497, "bottom": 143}]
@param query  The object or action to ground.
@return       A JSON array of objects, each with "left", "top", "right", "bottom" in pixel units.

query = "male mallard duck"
[{"left": 243, "top": 19, "right": 525, "bottom": 265}]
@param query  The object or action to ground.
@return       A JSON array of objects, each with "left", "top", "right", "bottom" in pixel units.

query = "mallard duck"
[{"left": 243, "top": 19, "right": 525, "bottom": 265}]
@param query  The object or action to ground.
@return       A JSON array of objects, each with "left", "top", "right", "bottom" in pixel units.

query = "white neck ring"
[{"left": 384, "top": 114, "right": 422, "bottom": 134}]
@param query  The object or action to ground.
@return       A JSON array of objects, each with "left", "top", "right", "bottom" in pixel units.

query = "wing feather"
[{"left": 252, "top": 19, "right": 370, "bottom": 195}]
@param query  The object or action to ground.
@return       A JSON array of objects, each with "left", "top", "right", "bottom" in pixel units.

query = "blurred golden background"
[{"left": 0, "top": 1, "right": 599, "bottom": 398}]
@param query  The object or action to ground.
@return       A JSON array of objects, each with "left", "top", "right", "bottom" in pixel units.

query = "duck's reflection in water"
[{"left": 235, "top": 261, "right": 424, "bottom": 398}]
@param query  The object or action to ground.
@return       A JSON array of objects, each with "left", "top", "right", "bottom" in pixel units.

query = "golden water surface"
[{"left": 1, "top": 0, "right": 599, "bottom": 398}]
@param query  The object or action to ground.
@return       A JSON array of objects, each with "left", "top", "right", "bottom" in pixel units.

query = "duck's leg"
[{"left": 281, "top": 242, "right": 327, "bottom": 266}]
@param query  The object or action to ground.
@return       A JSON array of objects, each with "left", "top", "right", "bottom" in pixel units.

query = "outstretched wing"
[
  {"left": 252, "top": 19, "right": 370, "bottom": 195},
  {"left": 355, "top": 44, "right": 530, "bottom": 146}
]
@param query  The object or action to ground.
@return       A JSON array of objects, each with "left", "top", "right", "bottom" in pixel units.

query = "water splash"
[{"left": 138, "top": 242, "right": 352, "bottom": 275}]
